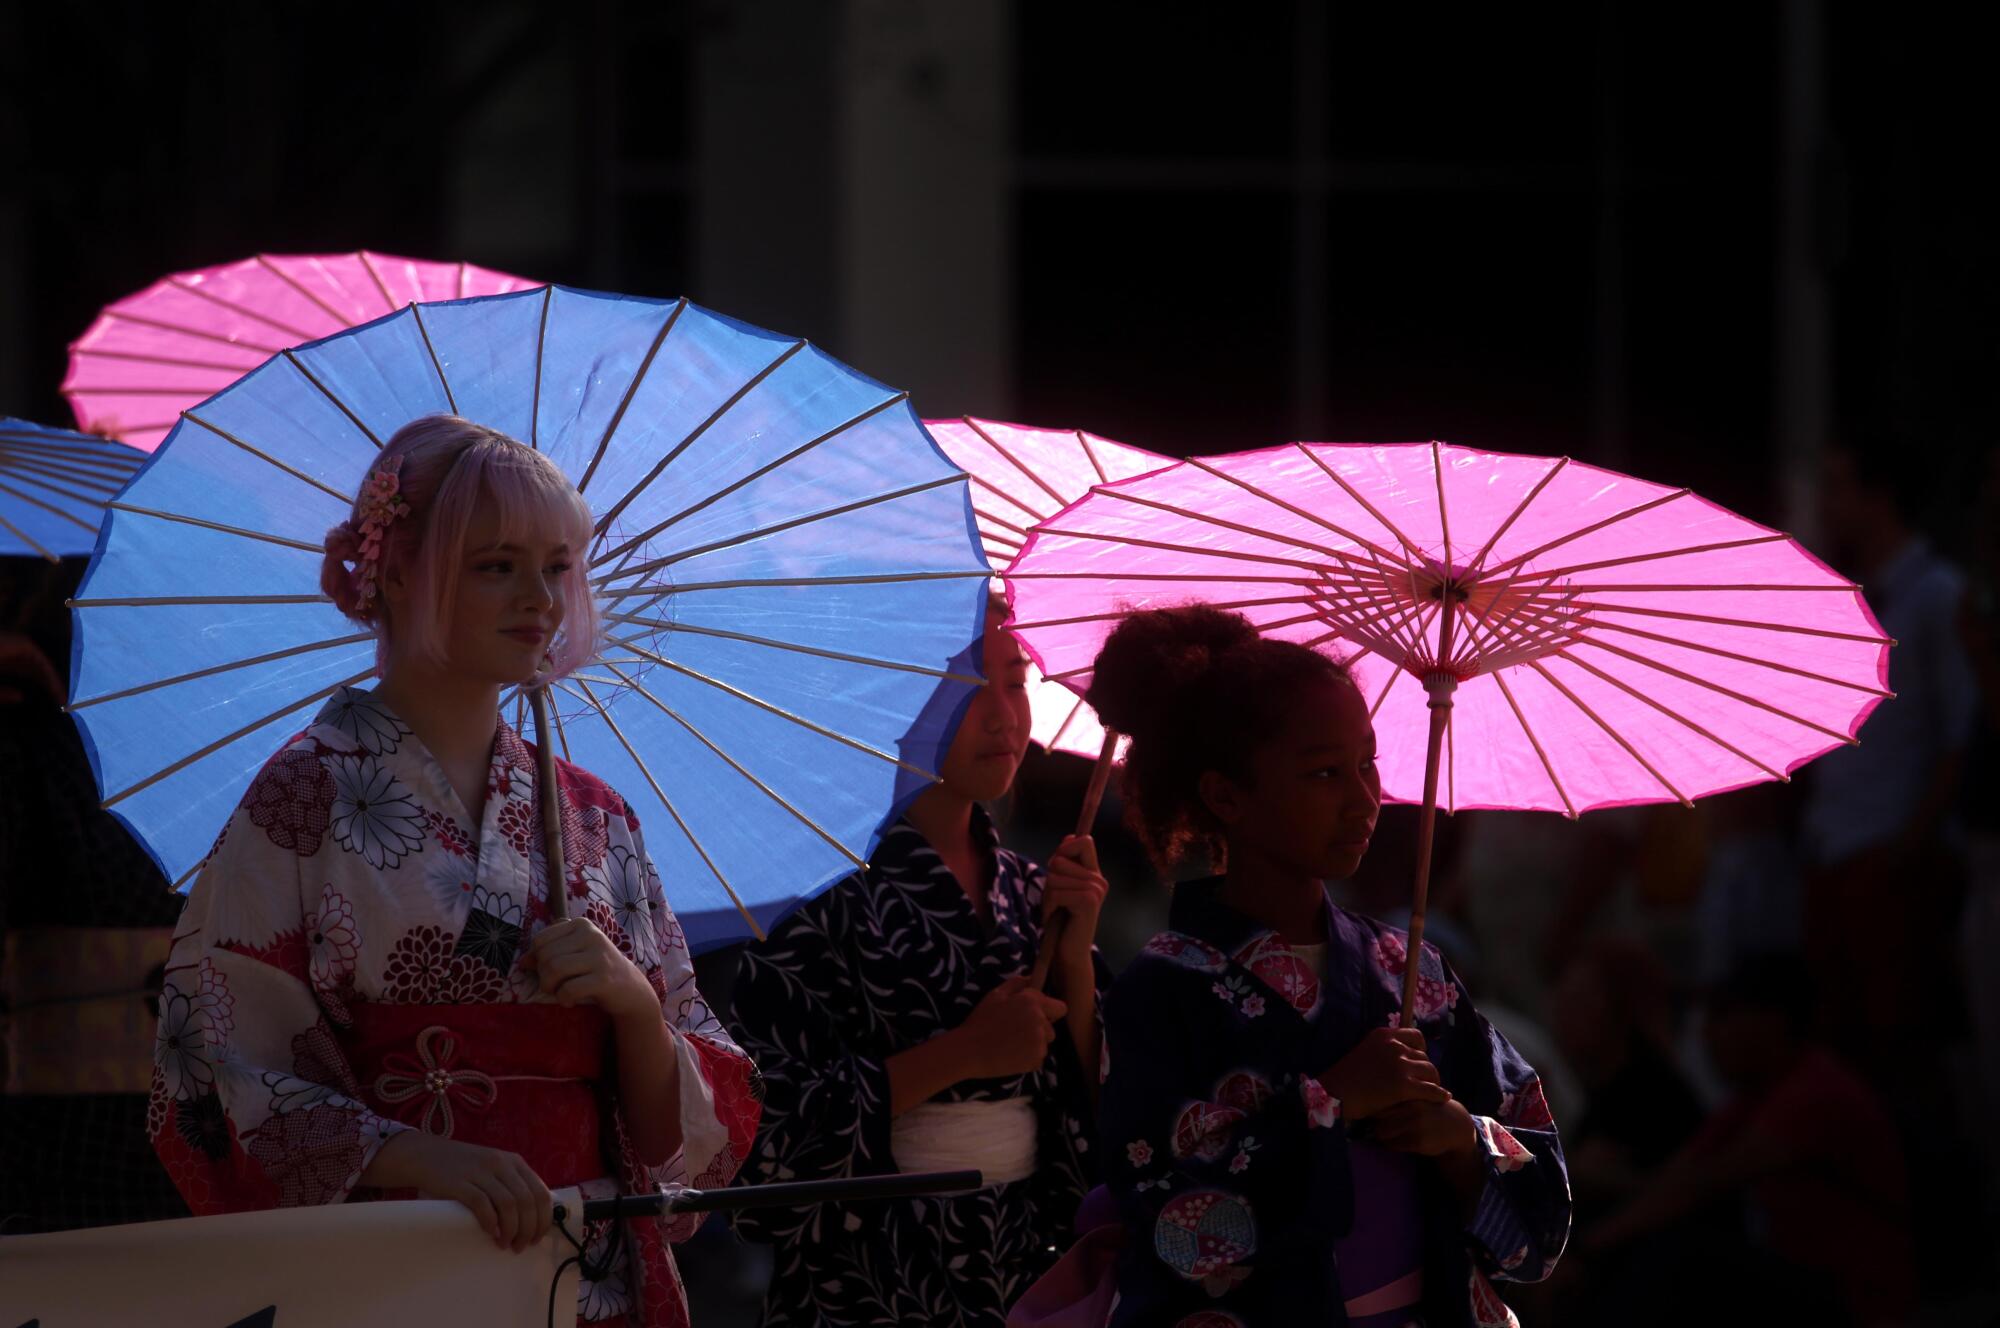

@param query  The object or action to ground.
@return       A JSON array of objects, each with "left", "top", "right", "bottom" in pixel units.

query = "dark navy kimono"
[
  {"left": 727, "top": 808, "right": 1103, "bottom": 1327},
  {"left": 1099, "top": 880, "right": 1569, "bottom": 1328}
]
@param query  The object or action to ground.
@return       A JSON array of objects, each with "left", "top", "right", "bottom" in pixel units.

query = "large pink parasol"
[
  {"left": 1006, "top": 441, "right": 1892, "bottom": 1020},
  {"left": 924, "top": 416, "right": 1169, "bottom": 757},
  {"left": 65, "top": 251, "right": 534, "bottom": 450}
]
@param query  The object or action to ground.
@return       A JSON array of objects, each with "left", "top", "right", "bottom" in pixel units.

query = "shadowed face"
[
  {"left": 1206, "top": 674, "right": 1381, "bottom": 880},
  {"left": 440, "top": 507, "right": 574, "bottom": 687},
  {"left": 937, "top": 612, "right": 1034, "bottom": 802}
]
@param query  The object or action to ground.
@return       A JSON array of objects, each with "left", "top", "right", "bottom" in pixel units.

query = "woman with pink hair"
[{"left": 147, "top": 415, "right": 760, "bottom": 1328}]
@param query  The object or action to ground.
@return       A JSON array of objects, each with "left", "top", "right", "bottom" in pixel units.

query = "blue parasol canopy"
[
  {"left": 68, "top": 286, "right": 990, "bottom": 949},
  {"left": 0, "top": 417, "right": 145, "bottom": 560}
]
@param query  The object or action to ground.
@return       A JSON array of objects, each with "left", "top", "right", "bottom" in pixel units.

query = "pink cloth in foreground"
[{"left": 1008, "top": 1187, "right": 1126, "bottom": 1328}]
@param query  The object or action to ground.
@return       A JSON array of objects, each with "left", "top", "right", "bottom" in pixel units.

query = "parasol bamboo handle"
[
  {"left": 1401, "top": 671, "right": 1459, "bottom": 1030},
  {"left": 567, "top": 1169, "right": 986, "bottom": 1222},
  {"left": 529, "top": 684, "right": 568, "bottom": 924},
  {"left": 1029, "top": 728, "right": 1120, "bottom": 990}
]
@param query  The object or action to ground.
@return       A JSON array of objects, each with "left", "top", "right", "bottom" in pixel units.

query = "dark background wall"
[{"left": 5, "top": 2, "right": 1992, "bottom": 542}]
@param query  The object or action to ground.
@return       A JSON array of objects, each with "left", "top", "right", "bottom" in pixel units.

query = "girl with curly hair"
[{"left": 1084, "top": 605, "right": 1569, "bottom": 1328}]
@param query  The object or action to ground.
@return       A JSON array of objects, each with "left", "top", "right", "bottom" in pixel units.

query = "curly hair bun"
[
  {"left": 1082, "top": 602, "right": 1352, "bottom": 870},
  {"left": 320, "top": 520, "right": 370, "bottom": 619},
  {"left": 1085, "top": 603, "right": 1259, "bottom": 740}
]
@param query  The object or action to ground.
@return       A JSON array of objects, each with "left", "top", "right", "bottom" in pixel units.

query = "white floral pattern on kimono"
[{"left": 149, "top": 686, "right": 761, "bottom": 1328}]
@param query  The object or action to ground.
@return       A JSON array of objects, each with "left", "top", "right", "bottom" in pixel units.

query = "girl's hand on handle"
[
  {"left": 959, "top": 975, "right": 1067, "bottom": 1078},
  {"left": 1365, "top": 1097, "right": 1480, "bottom": 1158},
  {"left": 1369, "top": 1095, "right": 1491, "bottom": 1213},
  {"left": 1042, "top": 834, "right": 1108, "bottom": 972},
  {"left": 1318, "top": 1027, "right": 1447, "bottom": 1121},
  {"left": 364, "top": 1130, "right": 553, "bottom": 1251},
  {"left": 521, "top": 917, "right": 656, "bottom": 1020}
]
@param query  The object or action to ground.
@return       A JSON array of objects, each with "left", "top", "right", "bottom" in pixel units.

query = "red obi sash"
[{"left": 342, "top": 1003, "right": 614, "bottom": 1188}]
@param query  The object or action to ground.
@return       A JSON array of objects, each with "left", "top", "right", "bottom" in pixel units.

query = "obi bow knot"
[{"left": 372, "top": 1024, "right": 497, "bottom": 1137}]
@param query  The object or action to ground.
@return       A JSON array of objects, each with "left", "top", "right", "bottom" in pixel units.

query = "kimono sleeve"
[
  {"left": 148, "top": 744, "right": 407, "bottom": 1213},
  {"left": 1433, "top": 958, "right": 1573, "bottom": 1284},
  {"left": 593, "top": 810, "right": 761, "bottom": 1244},
  {"left": 1099, "top": 957, "right": 1356, "bottom": 1301},
  {"left": 723, "top": 881, "right": 896, "bottom": 1244}
]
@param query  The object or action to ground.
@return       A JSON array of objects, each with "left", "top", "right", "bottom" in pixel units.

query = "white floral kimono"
[{"left": 149, "top": 686, "right": 762, "bottom": 1328}]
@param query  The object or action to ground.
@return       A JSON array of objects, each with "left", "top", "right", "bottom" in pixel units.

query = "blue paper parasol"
[
  {"left": 68, "top": 286, "right": 990, "bottom": 949},
  {"left": 0, "top": 418, "right": 146, "bottom": 560}
]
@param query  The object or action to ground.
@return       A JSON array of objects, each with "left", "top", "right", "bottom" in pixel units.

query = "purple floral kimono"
[{"left": 1098, "top": 879, "right": 1569, "bottom": 1328}]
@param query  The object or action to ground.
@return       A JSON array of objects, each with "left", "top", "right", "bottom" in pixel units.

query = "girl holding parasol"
[
  {"left": 1084, "top": 605, "right": 1569, "bottom": 1328},
  {"left": 725, "top": 596, "right": 1108, "bottom": 1327},
  {"left": 148, "top": 417, "right": 760, "bottom": 1328}
]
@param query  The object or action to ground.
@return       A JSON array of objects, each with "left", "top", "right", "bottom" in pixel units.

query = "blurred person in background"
[
  {"left": 1805, "top": 437, "right": 1979, "bottom": 1280},
  {"left": 1581, "top": 954, "right": 1914, "bottom": 1328},
  {"left": 1551, "top": 937, "right": 1704, "bottom": 1217},
  {"left": 1437, "top": 809, "right": 1643, "bottom": 1026},
  {"left": 1690, "top": 783, "right": 1803, "bottom": 990},
  {"left": 1543, "top": 937, "right": 1705, "bottom": 1324},
  {"left": 0, "top": 558, "right": 186, "bottom": 1233},
  {"left": 1803, "top": 440, "right": 1973, "bottom": 1058},
  {"left": 1954, "top": 440, "right": 2000, "bottom": 1218}
]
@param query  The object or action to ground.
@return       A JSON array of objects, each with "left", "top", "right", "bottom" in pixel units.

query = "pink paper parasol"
[
  {"left": 1006, "top": 441, "right": 1892, "bottom": 1021},
  {"left": 65, "top": 252, "right": 534, "bottom": 450},
  {"left": 924, "top": 416, "right": 1169, "bottom": 757}
]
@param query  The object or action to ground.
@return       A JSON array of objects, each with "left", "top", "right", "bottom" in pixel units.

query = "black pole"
[{"left": 567, "top": 1169, "right": 985, "bottom": 1223}]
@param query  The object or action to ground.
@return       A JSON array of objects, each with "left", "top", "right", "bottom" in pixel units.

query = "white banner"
[{"left": 0, "top": 1189, "right": 583, "bottom": 1328}]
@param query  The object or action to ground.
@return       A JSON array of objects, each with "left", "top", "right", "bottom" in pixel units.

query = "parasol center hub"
[
  {"left": 1412, "top": 565, "right": 1473, "bottom": 604},
  {"left": 1422, "top": 672, "right": 1460, "bottom": 707},
  {"left": 1305, "top": 550, "right": 1589, "bottom": 683}
]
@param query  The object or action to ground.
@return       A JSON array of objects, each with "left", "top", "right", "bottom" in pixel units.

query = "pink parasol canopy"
[
  {"left": 924, "top": 416, "right": 1169, "bottom": 757},
  {"left": 65, "top": 252, "right": 535, "bottom": 450},
  {"left": 1008, "top": 440, "right": 1890, "bottom": 817},
  {"left": 1005, "top": 441, "right": 1891, "bottom": 1020}
]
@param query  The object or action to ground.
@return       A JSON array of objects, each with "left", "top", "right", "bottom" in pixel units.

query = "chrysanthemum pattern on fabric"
[
  {"left": 148, "top": 686, "right": 760, "bottom": 1328},
  {"left": 245, "top": 748, "right": 337, "bottom": 857},
  {"left": 325, "top": 753, "right": 427, "bottom": 870}
]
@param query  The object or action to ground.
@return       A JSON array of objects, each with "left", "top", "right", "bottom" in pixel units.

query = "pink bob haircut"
[{"left": 320, "top": 415, "right": 602, "bottom": 681}]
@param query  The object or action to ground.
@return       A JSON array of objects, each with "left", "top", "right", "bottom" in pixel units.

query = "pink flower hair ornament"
[{"left": 327, "top": 456, "right": 411, "bottom": 615}]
